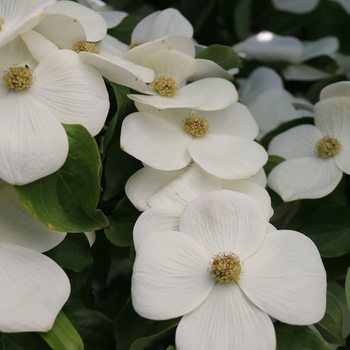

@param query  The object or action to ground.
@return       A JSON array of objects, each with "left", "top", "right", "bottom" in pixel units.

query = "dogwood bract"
[
  {"left": 132, "top": 190, "right": 326, "bottom": 350},
  {"left": 0, "top": 183, "right": 69, "bottom": 332},
  {"left": 268, "top": 81, "right": 350, "bottom": 201}
]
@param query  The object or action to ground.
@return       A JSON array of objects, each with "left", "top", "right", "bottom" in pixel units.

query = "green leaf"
[
  {"left": 39, "top": 311, "right": 84, "bottom": 350},
  {"left": 263, "top": 155, "right": 285, "bottom": 176},
  {"left": 64, "top": 306, "right": 116, "bottom": 350},
  {"left": 107, "top": 16, "right": 138, "bottom": 45},
  {"left": 345, "top": 268, "right": 350, "bottom": 312},
  {"left": 105, "top": 196, "right": 140, "bottom": 247},
  {"left": 15, "top": 124, "right": 108, "bottom": 232},
  {"left": 0, "top": 333, "right": 51, "bottom": 350},
  {"left": 275, "top": 323, "right": 333, "bottom": 350},
  {"left": 115, "top": 298, "right": 179, "bottom": 350},
  {"left": 234, "top": 0, "right": 253, "bottom": 40},
  {"left": 314, "top": 292, "right": 345, "bottom": 346},
  {"left": 166, "top": 347, "right": 176, "bottom": 350},
  {"left": 45, "top": 233, "right": 93, "bottom": 271},
  {"left": 196, "top": 44, "right": 241, "bottom": 69},
  {"left": 297, "top": 206, "right": 350, "bottom": 257}
]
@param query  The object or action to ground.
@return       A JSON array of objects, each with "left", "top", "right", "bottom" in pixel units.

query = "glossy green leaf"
[
  {"left": 196, "top": 44, "right": 241, "bottom": 69},
  {"left": 15, "top": 124, "right": 108, "bottom": 232},
  {"left": 345, "top": 268, "right": 350, "bottom": 312},
  {"left": 115, "top": 298, "right": 179, "bottom": 350},
  {"left": 297, "top": 206, "right": 350, "bottom": 257},
  {"left": 45, "top": 233, "right": 93, "bottom": 271},
  {"left": 64, "top": 306, "right": 115, "bottom": 350},
  {"left": 39, "top": 311, "right": 84, "bottom": 350},
  {"left": 314, "top": 292, "right": 345, "bottom": 346},
  {"left": 275, "top": 323, "right": 333, "bottom": 350},
  {"left": 0, "top": 333, "right": 51, "bottom": 350},
  {"left": 105, "top": 196, "right": 140, "bottom": 247}
]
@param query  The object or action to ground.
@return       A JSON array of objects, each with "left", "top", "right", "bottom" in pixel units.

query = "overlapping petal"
[
  {"left": 176, "top": 283, "right": 276, "bottom": 350},
  {"left": 239, "top": 230, "right": 327, "bottom": 324},
  {"left": 272, "top": 0, "right": 319, "bottom": 13},
  {"left": 132, "top": 231, "right": 214, "bottom": 320},
  {"left": 179, "top": 190, "right": 268, "bottom": 260},
  {"left": 0, "top": 243, "right": 70, "bottom": 332},
  {"left": 267, "top": 157, "right": 343, "bottom": 201}
]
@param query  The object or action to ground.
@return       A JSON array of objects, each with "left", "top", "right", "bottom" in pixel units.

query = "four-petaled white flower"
[
  {"left": 268, "top": 81, "right": 350, "bottom": 201},
  {"left": 132, "top": 190, "right": 327, "bottom": 350},
  {"left": 0, "top": 182, "right": 70, "bottom": 332}
]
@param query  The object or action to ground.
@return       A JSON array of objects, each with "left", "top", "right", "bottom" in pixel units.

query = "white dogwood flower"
[
  {"left": 0, "top": 37, "right": 109, "bottom": 185},
  {"left": 121, "top": 102, "right": 267, "bottom": 179},
  {"left": 0, "top": 182, "right": 69, "bottom": 332},
  {"left": 268, "top": 81, "right": 350, "bottom": 201},
  {"left": 132, "top": 190, "right": 326, "bottom": 350}
]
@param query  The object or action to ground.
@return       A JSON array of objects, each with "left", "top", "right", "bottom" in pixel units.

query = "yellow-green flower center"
[
  {"left": 3, "top": 65, "right": 34, "bottom": 91},
  {"left": 153, "top": 76, "right": 179, "bottom": 97},
  {"left": 128, "top": 40, "right": 143, "bottom": 50},
  {"left": 209, "top": 252, "right": 243, "bottom": 283},
  {"left": 315, "top": 136, "right": 341, "bottom": 159},
  {"left": 183, "top": 114, "right": 210, "bottom": 137},
  {"left": 73, "top": 40, "right": 100, "bottom": 54},
  {"left": 0, "top": 18, "right": 4, "bottom": 30}
]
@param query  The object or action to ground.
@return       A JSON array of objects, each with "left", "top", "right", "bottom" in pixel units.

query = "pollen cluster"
[
  {"left": 315, "top": 135, "right": 341, "bottom": 159},
  {"left": 3, "top": 65, "right": 34, "bottom": 91},
  {"left": 209, "top": 252, "right": 243, "bottom": 283},
  {"left": 183, "top": 114, "right": 210, "bottom": 137},
  {"left": 153, "top": 76, "right": 179, "bottom": 97},
  {"left": 73, "top": 40, "right": 100, "bottom": 54}
]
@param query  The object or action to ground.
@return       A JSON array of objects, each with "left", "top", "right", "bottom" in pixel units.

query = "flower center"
[
  {"left": 209, "top": 251, "right": 243, "bottom": 283},
  {"left": 153, "top": 76, "right": 179, "bottom": 97},
  {"left": 128, "top": 40, "right": 143, "bottom": 50},
  {"left": 315, "top": 136, "right": 341, "bottom": 159},
  {"left": 72, "top": 40, "right": 100, "bottom": 54},
  {"left": 3, "top": 65, "right": 34, "bottom": 91},
  {"left": 0, "top": 18, "right": 4, "bottom": 30},
  {"left": 183, "top": 114, "right": 210, "bottom": 137}
]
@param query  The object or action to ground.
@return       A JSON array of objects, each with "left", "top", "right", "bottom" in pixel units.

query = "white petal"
[
  {"left": 272, "top": 0, "right": 319, "bottom": 13},
  {"left": 131, "top": 9, "right": 193, "bottom": 43},
  {"left": 84, "top": 231, "right": 96, "bottom": 247},
  {"left": 20, "top": 29, "right": 59, "bottom": 62},
  {"left": 190, "top": 59, "right": 233, "bottom": 81},
  {"left": 300, "top": 36, "right": 339, "bottom": 61},
  {"left": 320, "top": 81, "right": 350, "bottom": 100},
  {"left": 47, "top": 1, "right": 106, "bottom": 42},
  {"left": 239, "top": 67, "right": 284, "bottom": 103},
  {"left": 101, "top": 10, "right": 127, "bottom": 29},
  {"left": 282, "top": 64, "right": 331, "bottom": 81},
  {"left": 120, "top": 112, "right": 192, "bottom": 170},
  {"left": 267, "top": 157, "right": 343, "bottom": 201},
  {"left": 200, "top": 102, "right": 259, "bottom": 139},
  {"left": 0, "top": 185, "right": 66, "bottom": 252},
  {"left": 222, "top": 180, "right": 272, "bottom": 219},
  {"left": 179, "top": 190, "right": 268, "bottom": 259},
  {"left": 147, "top": 162, "right": 222, "bottom": 212},
  {"left": 0, "top": 93, "right": 69, "bottom": 185},
  {"left": 0, "top": 243, "right": 70, "bottom": 332},
  {"left": 331, "top": 0, "right": 350, "bottom": 14},
  {"left": 268, "top": 124, "right": 323, "bottom": 159},
  {"left": 315, "top": 97, "right": 350, "bottom": 146},
  {"left": 133, "top": 209, "right": 180, "bottom": 250},
  {"left": 241, "top": 32, "right": 302, "bottom": 63},
  {"left": 0, "top": 0, "right": 56, "bottom": 48},
  {"left": 124, "top": 35, "right": 195, "bottom": 65},
  {"left": 30, "top": 50, "right": 109, "bottom": 136},
  {"left": 239, "top": 230, "right": 327, "bottom": 324},
  {"left": 34, "top": 13, "right": 87, "bottom": 49},
  {"left": 143, "top": 49, "right": 197, "bottom": 88},
  {"left": 131, "top": 231, "right": 214, "bottom": 320},
  {"left": 245, "top": 89, "right": 301, "bottom": 135},
  {"left": 176, "top": 283, "right": 276, "bottom": 350},
  {"left": 125, "top": 166, "right": 187, "bottom": 211},
  {"left": 79, "top": 51, "right": 154, "bottom": 92},
  {"left": 189, "top": 136, "right": 268, "bottom": 179},
  {"left": 128, "top": 78, "right": 238, "bottom": 111}
]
